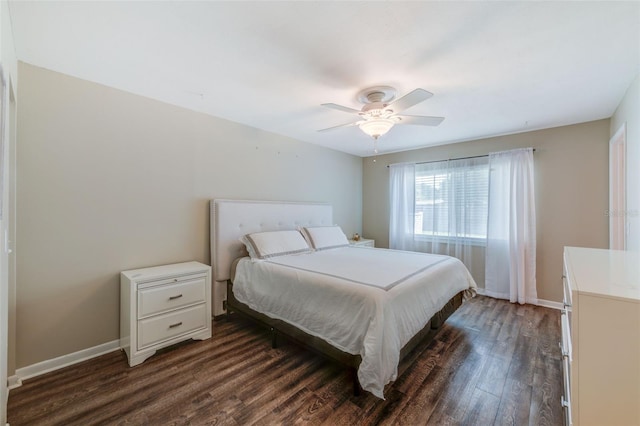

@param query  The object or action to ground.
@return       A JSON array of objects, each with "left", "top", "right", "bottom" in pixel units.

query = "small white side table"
[
  {"left": 120, "top": 261, "right": 212, "bottom": 366},
  {"left": 348, "top": 238, "right": 375, "bottom": 248}
]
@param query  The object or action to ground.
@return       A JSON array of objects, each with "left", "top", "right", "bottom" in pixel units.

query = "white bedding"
[{"left": 232, "top": 246, "right": 477, "bottom": 399}]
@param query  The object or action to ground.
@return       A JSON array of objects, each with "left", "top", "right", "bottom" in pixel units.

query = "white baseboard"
[
  {"left": 535, "top": 298, "right": 564, "bottom": 310},
  {"left": 11, "top": 339, "right": 120, "bottom": 388},
  {"left": 7, "top": 375, "right": 21, "bottom": 390},
  {"left": 475, "top": 287, "right": 563, "bottom": 310}
]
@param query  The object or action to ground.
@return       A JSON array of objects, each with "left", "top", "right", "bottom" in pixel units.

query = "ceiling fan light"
[{"left": 359, "top": 118, "right": 394, "bottom": 139}]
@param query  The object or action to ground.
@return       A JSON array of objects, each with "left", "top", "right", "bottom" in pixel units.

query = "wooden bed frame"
[{"left": 210, "top": 199, "right": 464, "bottom": 396}]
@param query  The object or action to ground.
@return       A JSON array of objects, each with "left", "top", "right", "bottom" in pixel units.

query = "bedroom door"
[
  {"left": 0, "top": 72, "right": 15, "bottom": 425},
  {"left": 0, "top": 75, "right": 9, "bottom": 425}
]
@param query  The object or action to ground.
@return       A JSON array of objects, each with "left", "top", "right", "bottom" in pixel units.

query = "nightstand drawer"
[
  {"left": 137, "top": 303, "right": 208, "bottom": 349},
  {"left": 138, "top": 277, "right": 206, "bottom": 318}
]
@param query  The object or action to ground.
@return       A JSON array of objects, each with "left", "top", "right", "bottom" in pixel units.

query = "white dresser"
[
  {"left": 120, "top": 261, "right": 212, "bottom": 366},
  {"left": 561, "top": 247, "right": 640, "bottom": 426}
]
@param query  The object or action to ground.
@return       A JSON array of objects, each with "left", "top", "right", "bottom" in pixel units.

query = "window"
[{"left": 414, "top": 157, "right": 489, "bottom": 241}]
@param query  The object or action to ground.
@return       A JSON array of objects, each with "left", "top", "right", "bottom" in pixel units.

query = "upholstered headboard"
[{"left": 209, "top": 199, "right": 333, "bottom": 315}]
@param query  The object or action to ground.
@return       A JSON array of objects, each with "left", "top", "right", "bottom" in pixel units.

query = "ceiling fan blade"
[
  {"left": 321, "top": 103, "right": 362, "bottom": 114},
  {"left": 388, "top": 88, "right": 433, "bottom": 113},
  {"left": 395, "top": 115, "right": 445, "bottom": 126},
  {"left": 317, "top": 120, "right": 361, "bottom": 132}
]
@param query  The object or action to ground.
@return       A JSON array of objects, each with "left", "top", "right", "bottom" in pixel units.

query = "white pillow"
[
  {"left": 301, "top": 225, "right": 350, "bottom": 250},
  {"left": 240, "top": 230, "right": 311, "bottom": 260}
]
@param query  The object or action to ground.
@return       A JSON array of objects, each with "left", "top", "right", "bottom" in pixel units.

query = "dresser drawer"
[
  {"left": 137, "top": 277, "right": 206, "bottom": 318},
  {"left": 562, "top": 273, "right": 572, "bottom": 310},
  {"left": 560, "top": 309, "right": 572, "bottom": 361},
  {"left": 137, "top": 303, "right": 208, "bottom": 349},
  {"left": 560, "top": 308, "right": 573, "bottom": 426},
  {"left": 561, "top": 353, "right": 572, "bottom": 425}
]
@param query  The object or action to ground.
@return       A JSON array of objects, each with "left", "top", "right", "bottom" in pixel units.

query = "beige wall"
[
  {"left": 363, "top": 120, "right": 610, "bottom": 302},
  {"left": 611, "top": 73, "right": 640, "bottom": 251},
  {"left": 16, "top": 62, "right": 363, "bottom": 368}
]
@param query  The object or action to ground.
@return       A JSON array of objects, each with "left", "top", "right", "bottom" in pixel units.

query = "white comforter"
[{"left": 232, "top": 246, "right": 477, "bottom": 399}]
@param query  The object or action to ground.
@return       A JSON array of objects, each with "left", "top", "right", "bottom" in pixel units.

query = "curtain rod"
[{"left": 386, "top": 148, "right": 535, "bottom": 168}]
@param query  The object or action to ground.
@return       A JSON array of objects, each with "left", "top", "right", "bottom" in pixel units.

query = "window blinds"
[{"left": 414, "top": 157, "right": 489, "bottom": 240}]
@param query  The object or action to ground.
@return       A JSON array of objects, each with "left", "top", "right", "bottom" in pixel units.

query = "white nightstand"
[
  {"left": 348, "top": 238, "right": 375, "bottom": 248},
  {"left": 120, "top": 261, "right": 212, "bottom": 366}
]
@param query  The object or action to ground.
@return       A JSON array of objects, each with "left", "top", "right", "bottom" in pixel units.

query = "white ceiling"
[{"left": 8, "top": 1, "right": 640, "bottom": 157}]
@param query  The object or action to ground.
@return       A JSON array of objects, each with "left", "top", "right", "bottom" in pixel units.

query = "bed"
[{"left": 210, "top": 199, "right": 477, "bottom": 399}]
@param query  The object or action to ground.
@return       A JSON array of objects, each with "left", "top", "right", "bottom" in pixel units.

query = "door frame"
[{"left": 609, "top": 123, "right": 627, "bottom": 250}]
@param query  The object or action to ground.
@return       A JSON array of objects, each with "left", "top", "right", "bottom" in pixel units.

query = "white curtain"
[
  {"left": 389, "top": 163, "right": 416, "bottom": 251},
  {"left": 485, "top": 148, "right": 537, "bottom": 304}
]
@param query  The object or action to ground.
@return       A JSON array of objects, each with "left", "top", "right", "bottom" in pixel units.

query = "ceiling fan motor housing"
[{"left": 361, "top": 102, "right": 393, "bottom": 117}]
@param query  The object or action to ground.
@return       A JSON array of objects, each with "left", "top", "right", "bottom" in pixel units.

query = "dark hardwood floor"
[{"left": 7, "top": 296, "right": 563, "bottom": 425}]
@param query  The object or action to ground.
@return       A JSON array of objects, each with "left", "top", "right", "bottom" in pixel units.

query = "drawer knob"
[
  {"left": 169, "top": 322, "right": 183, "bottom": 329},
  {"left": 169, "top": 294, "right": 183, "bottom": 300}
]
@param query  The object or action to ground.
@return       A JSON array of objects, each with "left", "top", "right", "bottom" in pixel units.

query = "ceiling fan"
[{"left": 319, "top": 85, "right": 444, "bottom": 152}]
